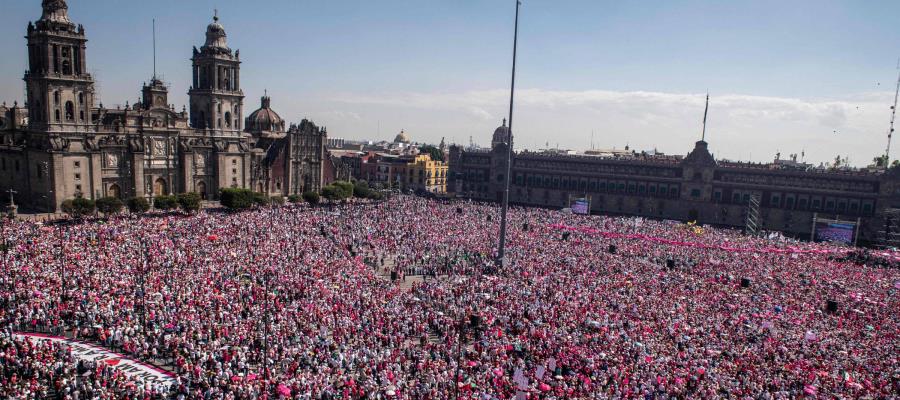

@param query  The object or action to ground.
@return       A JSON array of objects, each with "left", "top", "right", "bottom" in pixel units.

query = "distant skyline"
[{"left": 1, "top": 0, "right": 899, "bottom": 166}]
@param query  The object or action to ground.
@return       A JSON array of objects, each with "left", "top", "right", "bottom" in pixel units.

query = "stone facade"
[
  {"left": 0, "top": 0, "right": 330, "bottom": 211},
  {"left": 450, "top": 120, "right": 900, "bottom": 246}
]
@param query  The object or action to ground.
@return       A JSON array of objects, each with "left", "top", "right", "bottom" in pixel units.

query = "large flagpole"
[
  {"left": 701, "top": 92, "right": 709, "bottom": 142},
  {"left": 497, "top": 0, "right": 521, "bottom": 268}
]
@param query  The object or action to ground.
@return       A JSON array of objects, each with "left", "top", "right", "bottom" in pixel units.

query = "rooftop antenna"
[
  {"left": 701, "top": 92, "right": 709, "bottom": 142},
  {"left": 496, "top": 0, "right": 521, "bottom": 268},
  {"left": 591, "top": 130, "right": 594, "bottom": 150},
  {"left": 885, "top": 61, "right": 900, "bottom": 166},
  {"left": 469, "top": 135, "right": 474, "bottom": 149},
  {"left": 152, "top": 18, "right": 157, "bottom": 80}
]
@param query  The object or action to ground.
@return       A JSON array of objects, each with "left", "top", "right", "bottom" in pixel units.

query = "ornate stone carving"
[
  {"left": 153, "top": 138, "right": 166, "bottom": 155},
  {"left": 105, "top": 152, "right": 119, "bottom": 168},
  {"left": 128, "top": 137, "right": 144, "bottom": 152},
  {"left": 84, "top": 135, "right": 99, "bottom": 151},
  {"left": 195, "top": 152, "right": 206, "bottom": 168},
  {"left": 179, "top": 137, "right": 193, "bottom": 152},
  {"left": 49, "top": 136, "right": 69, "bottom": 151}
]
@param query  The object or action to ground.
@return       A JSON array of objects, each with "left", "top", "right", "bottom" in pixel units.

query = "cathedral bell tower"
[
  {"left": 25, "top": 0, "right": 96, "bottom": 131},
  {"left": 188, "top": 12, "right": 243, "bottom": 133}
]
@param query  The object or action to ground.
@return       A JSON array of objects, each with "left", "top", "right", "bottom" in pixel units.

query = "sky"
[{"left": 1, "top": 0, "right": 899, "bottom": 166}]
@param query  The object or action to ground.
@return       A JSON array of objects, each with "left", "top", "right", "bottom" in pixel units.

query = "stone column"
[
  {"left": 182, "top": 151, "right": 194, "bottom": 193},
  {"left": 132, "top": 153, "right": 145, "bottom": 199},
  {"left": 50, "top": 153, "right": 64, "bottom": 212},
  {"left": 89, "top": 152, "right": 102, "bottom": 199}
]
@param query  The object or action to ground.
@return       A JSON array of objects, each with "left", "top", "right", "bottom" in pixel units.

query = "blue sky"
[{"left": 1, "top": 0, "right": 899, "bottom": 165}]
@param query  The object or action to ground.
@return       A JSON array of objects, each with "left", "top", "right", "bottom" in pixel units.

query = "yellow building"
[{"left": 399, "top": 154, "right": 448, "bottom": 194}]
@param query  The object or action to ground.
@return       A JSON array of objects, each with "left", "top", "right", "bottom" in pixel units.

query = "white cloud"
[{"left": 324, "top": 88, "right": 895, "bottom": 166}]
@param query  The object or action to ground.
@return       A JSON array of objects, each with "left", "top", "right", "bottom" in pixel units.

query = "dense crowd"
[{"left": 0, "top": 196, "right": 897, "bottom": 399}]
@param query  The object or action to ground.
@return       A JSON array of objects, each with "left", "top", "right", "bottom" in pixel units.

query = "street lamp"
[
  {"left": 136, "top": 239, "right": 148, "bottom": 336},
  {"left": 453, "top": 313, "right": 482, "bottom": 400}
]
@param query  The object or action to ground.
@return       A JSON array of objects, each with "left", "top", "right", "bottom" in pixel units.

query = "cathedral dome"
[
  {"left": 246, "top": 96, "right": 284, "bottom": 134},
  {"left": 492, "top": 118, "right": 510, "bottom": 145},
  {"left": 204, "top": 14, "right": 229, "bottom": 50},
  {"left": 394, "top": 130, "right": 410, "bottom": 143}
]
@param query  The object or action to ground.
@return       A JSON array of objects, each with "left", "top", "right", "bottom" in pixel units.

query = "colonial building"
[
  {"left": 0, "top": 0, "right": 331, "bottom": 212},
  {"left": 450, "top": 120, "right": 900, "bottom": 246}
]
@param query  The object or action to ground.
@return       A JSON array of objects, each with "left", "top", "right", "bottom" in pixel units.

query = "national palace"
[{"left": 449, "top": 120, "right": 900, "bottom": 246}]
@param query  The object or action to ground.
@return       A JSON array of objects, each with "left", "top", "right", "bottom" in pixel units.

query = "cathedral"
[{"left": 0, "top": 0, "right": 331, "bottom": 212}]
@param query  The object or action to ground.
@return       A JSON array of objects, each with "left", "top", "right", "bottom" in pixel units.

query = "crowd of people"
[{"left": 0, "top": 195, "right": 897, "bottom": 399}]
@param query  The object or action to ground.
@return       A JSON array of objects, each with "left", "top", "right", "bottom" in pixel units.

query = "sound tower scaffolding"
[
  {"left": 875, "top": 207, "right": 900, "bottom": 248},
  {"left": 745, "top": 193, "right": 762, "bottom": 236}
]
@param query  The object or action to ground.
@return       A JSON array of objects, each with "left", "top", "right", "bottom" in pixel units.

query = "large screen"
[
  {"left": 814, "top": 221, "right": 855, "bottom": 244},
  {"left": 571, "top": 197, "right": 590, "bottom": 215}
]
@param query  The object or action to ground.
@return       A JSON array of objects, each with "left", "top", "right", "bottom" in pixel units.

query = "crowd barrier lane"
[{"left": 548, "top": 223, "right": 858, "bottom": 256}]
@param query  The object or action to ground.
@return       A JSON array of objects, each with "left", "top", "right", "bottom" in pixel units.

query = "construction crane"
[{"left": 884, "top": 64, "right": 900, "bottom": 166}]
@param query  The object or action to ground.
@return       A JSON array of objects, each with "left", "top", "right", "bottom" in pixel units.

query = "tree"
[
  {"left": 302, "top": 191, "right": 320, "bottom": 205},
  {"left": 219, "top": 188, "right": 255, "bottom": 210},
  {"left": 177, "top": 192, "right": 203, "bottom": 212},
  {"left": 61, "top": 197, "right": 96, "bottom": 218},
  {"left": 270, "top": 196, "right": 285, "bottom": 206},
  {"left": 95, "top": 196, "right": 124, "bottom": 215},
  {"left": 419, "top": 145, "right": 445, "bottom": 162},
  {"left": 153, "top": 195, "right": 179, "bottom": 211},
  {"left": 321, "top": 185, "right": 341, "bottom": 202},
  {"left": 252, "top": 192, "right": 270, "bottom": 206},
  {"left": 126, "top": 196, "right": 151, "bottom": 214},
  {"left": 353, "top": 180, "right": 373, "bottom": 198},
  {"left": 287, "top": 194, "right": 302, "bottom": 203},
  {"left": 333, "top": 181, "right": 354, "bottom": 199}
]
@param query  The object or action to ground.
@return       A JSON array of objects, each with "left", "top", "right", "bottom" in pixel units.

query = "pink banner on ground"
[{"left": 14, "top": 332, "right": 176, "bottom": 388}]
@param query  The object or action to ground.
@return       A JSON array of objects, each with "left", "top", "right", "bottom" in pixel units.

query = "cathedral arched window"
[
  {"left": 224, "top": 112, "right": 232, "bottom": 128},
  {"left": 62, "top": 60, "right": 71, "bottom": 75},
  {"left": 78, "top": 93, "right": 84, "bottom": 104},
  {"left": 53, "top": 91, "right": 60, "bottom": 105},
  {"left": 217, "top": 118, "right": 222, "bottom": 128},
  {"left": 65, "top": 101, "right": 74, "bottom": 121},
  {"left": 55, "top": 109, "right": 60, "bottom": 122}
]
